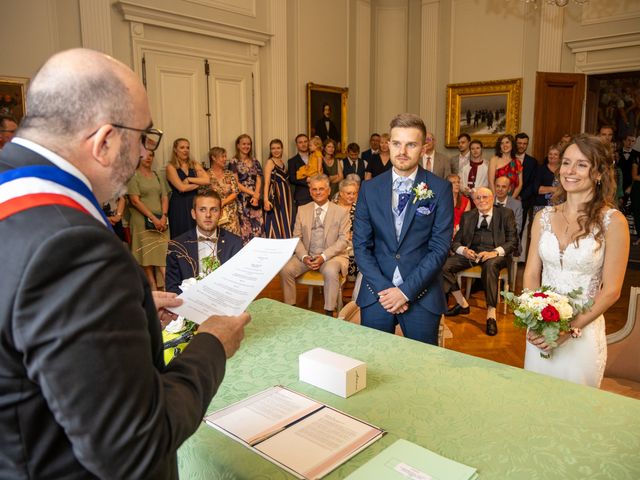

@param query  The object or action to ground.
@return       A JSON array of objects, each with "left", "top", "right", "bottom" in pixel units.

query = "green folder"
[{"left": 345, "top": 439, "right": 478, "bottom": 480}]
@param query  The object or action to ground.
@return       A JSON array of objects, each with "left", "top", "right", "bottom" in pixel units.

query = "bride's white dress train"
[{"left": 524, "top": 207, "right": 615, "bottom": 387}]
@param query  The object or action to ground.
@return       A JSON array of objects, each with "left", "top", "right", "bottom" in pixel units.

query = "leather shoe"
[
  {"left": 445, "top": 304, "right": 470, "bottom": 316},
  {"left": 486, "top": 318, "right": 498, "bottom": 336}
]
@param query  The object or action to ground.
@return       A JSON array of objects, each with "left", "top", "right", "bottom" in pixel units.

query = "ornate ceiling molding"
[{"left": 118, "top": 0, "right": 271, "bottom": 46}]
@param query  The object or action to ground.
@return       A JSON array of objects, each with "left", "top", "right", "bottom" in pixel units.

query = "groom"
[{"left": 353, "top": 113, "right": 453, "bottom": 345}]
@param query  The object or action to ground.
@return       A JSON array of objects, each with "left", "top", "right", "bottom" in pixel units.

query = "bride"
[{"left": 522, "top": 134, "right": 629, "bottom": 387}]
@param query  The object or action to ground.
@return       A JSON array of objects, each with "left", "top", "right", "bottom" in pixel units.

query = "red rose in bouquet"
[
  {"left": 533, "top": 292, "right": 549, "bottom": 298},
  {"left": 541, "top": 305, "right": 560, "bottom": 322}
]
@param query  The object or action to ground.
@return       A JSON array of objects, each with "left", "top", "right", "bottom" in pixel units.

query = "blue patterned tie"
[{"left": 393, "top": 178, "right": 412, "bottom": 215}]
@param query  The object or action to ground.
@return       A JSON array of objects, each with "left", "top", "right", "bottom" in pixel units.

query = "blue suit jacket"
[
  {"left": 353, "top": 166, "right": 454, "bottom": 315},
  {"left": 166, "top": 228, "right": 243, "bottom": 294}
]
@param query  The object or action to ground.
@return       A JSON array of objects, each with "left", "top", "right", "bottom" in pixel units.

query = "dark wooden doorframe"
[{"left": 532, "top": 72, "right": 586, "bottom": 162}]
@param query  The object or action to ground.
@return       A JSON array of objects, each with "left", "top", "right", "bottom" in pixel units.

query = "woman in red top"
[
  {"left": 488, "top": 134, "right": 523, "bottom": 198},
  {"left": 447, "top": 173, "right": 470, "bottom": 236}
]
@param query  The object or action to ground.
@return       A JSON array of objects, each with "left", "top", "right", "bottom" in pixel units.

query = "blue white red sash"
[{"left": 0, "top": 165, "right": 112, "bottom": 230}]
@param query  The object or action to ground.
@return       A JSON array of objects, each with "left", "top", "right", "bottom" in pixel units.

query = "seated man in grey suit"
[
  {"left": 280, "top": 174, "right": 350, "bottom": 316},
  {"left": 421, "top": 131, "right": 451, "bottom": 178},
  {"left": 166, "top": 189, "right": 243, "bottom": 293},
  {"left": 494, "top": 175, "right": 523, "bottom": 239},
  {"left": 442, "top": 188, "right": 518, "bottom": 336}
]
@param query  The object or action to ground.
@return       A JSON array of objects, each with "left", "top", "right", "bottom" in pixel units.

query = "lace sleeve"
[{"left": 602, "top": 208, "right": 615, "bottom": 229}]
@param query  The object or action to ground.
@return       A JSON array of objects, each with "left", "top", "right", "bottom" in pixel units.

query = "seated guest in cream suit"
[
  {"left": 166, "top": 189, "right": 243, "bottom": 293},
  {"left": 280, "top": 174, "right": 350, "bottom": 316}
]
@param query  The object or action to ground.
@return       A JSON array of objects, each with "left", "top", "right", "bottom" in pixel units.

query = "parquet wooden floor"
[{"left": 257, "top": 265, "right": 640, "bottom": 369}]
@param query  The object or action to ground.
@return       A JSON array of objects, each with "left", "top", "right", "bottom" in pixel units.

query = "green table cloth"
[{"left": 178, "top": 299, "right": 640, "bottom": 479}]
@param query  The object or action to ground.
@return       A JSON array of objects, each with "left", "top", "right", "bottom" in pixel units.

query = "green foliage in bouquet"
[
  {"left": 163, "top": 242, "right": 221, "bottom": 364},
  {"left": 501, "top": 286, "right": 593, "bottom": 357}
]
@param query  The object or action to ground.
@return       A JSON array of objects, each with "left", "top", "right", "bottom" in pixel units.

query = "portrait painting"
[
  {"left": 307, "top": 83, "right": 348, "bottom": 155},
  {"left": 446, "top": 78, "right": 522, "bottom": 148},
  {"left": 0, "top": 76, "right": 29, "bottom": 123}
]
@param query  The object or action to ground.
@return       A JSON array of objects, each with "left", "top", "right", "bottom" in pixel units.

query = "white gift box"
[{"left": 299, "top": 347, "right": 366, "bottom": 398}]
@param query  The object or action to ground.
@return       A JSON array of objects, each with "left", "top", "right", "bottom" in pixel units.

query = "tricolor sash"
[{"left": 0, "top": 165, "right": 112, "bottom": 230}]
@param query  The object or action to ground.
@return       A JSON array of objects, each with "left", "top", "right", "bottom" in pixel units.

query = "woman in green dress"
[{"left": 127, "top": 150, "right": 170, "bottom": 290}]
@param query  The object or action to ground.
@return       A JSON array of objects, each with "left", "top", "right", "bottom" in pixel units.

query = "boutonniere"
[{"left": 412, "top": 182, "right": 435, "bottom": 203}]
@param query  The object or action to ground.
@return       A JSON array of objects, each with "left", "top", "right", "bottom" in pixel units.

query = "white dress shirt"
[{"left": 196, "top": 227, "right": 218, "bottom": 274}]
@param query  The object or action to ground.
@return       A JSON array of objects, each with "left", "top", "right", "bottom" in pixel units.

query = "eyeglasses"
[
  {"left": 86, "top": 123, "right": 163, "bottom": 152},
  {"left": 111, "top": 123, "right": 163, "bottom": 152}
]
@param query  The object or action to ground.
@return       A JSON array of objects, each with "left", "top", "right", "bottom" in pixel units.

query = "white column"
[
  {"left": 353, "top": 0, "right": 372, "bottom": 145},
  {"left": 537, "top": 2, "right": 564, "bottom": 72},
  {"left": 420, "top": 0, "right": 439, "bottom": 131},
  {"left": 267, "top": 0, "right": 288, "bottom": 143},
  {"left": 79, "top": 0, "right": 113, "bottom": 55}
]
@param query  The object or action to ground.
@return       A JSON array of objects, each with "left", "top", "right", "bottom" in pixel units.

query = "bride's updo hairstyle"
[{"left": 551, "top": 133, "right": 616, "bottom": 248}]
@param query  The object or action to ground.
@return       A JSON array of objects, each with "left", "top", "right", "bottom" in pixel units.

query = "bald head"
[
  {"left": 20, "top": 49, "right": 146, "bottom": 149},
  {"left": 473, "top": 187, "right": 494, "bottom": 214}
]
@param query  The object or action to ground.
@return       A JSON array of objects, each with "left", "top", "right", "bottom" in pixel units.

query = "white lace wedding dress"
[{"left": 524, "top": 207, "right": 614, "bottom": 387}]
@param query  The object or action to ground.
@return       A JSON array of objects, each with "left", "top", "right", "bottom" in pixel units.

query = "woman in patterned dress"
[
  {"left": 263, "top": 138, "right": 293, "bottom": 238},
  {"left": 207, "top": 146, "right": 241, "bottom": 237},
  {"left": 228, "top": 134, "right": 264, "bottom": 243},
  {"left": 488, "top": 134, "right": 523, "bottom": 199},
  {"left": 335, "top": 175, "right": 360, "bottom": 281}
]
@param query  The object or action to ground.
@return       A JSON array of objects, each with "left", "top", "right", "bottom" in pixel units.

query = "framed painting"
[
  {"left": 0, "top": 76, "right": 29, "bottom": 123},
  {"left": 445, "top": 78, "right": 522, "bottom": 149},
  {"left": 307, "top": 83, "right": 348, "bottom": 155}
]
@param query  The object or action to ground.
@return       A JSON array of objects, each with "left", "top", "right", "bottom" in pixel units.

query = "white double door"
[{"left": 143, "top": 49, "right": 256, "bottom": 169}]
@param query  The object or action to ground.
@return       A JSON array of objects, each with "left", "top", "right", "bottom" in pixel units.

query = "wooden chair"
[
  {"left": 601, "top": 287, "right": 640, "bottom": 400},
  {"left": 456, "top": 264, "right": 510, "bottom": 314},
  {"left": 296, "top": 270, "right": 346, "bottom": 312},
  {"left": 337, "top": 301, "right": 453, "bottom": 347}
]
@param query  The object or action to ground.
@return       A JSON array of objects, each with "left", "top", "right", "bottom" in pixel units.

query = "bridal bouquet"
[
  {"left": 501, "top": 286, "right": 592, "bottom": 359},
  {"left": 163, "top": 254, "right": 221, "bottom": 363}
]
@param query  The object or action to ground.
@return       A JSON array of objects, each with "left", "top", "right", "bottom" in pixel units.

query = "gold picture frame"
[
  {"left": 445, "top": 78, "right": 522, "bottom": 149},
  {"left": 307, "top": 83, "right": 348, "bottom": 155},
  {"left": 0, "top": 76, "right": 29, "bottom": 123}
]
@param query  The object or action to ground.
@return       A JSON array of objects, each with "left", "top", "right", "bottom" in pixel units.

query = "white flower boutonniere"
[{"left": 412, "top": 182, "right": 435, "bottom": 204}]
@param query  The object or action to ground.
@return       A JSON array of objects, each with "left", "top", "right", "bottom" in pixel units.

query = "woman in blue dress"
[
  {"left": 263, "top": 138, "right": 293, "bottom": 238},
  {"left": 165, "top": 137, "right": 209, "bottom": 238}
]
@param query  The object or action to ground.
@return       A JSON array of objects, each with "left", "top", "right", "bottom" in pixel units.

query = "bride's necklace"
[{"left": 560, "top": 206, "right": 572, "bottom": 235}]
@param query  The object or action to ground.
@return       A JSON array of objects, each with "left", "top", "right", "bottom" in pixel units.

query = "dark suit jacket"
[
  {"left": 520, "top": 153, "right": 538, "bottom": 204},
  {"left": 451, "top": 206, "right": 519, "bottom": 258},
  {"left": 618, "top": 149, "right": 639, "bottom": 190},
  {"left": 342, "top": 157, "right": 366, "bottom": 181},
  {"left": 166, "top": 227, "right": 243, "bottom": 294},
  {"left": 361, "top": 148, "right": 378, "bottom": 164},
  {"left": 288, "top": 153, "right": 312, "bottom": 206},
  {"left": 354, "top": 166, "right": 454, "bottom": 314},
  {"left": 314, "top": 117, "right": 340, "bottom": 142},
  {"left": 0, "top": 142, "right": 227, "bottom": 479}
]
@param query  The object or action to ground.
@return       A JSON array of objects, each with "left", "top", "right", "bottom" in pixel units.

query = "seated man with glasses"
[{"left": 442, "top": 187, "right": 519, "bottom": 336}]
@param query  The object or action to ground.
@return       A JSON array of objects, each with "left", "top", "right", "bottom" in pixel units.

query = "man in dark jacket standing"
[{"left": 0, "top": 48, "right": 249, "bottom": 479}]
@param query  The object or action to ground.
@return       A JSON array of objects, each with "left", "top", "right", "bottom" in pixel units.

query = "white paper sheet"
[
  {"left": 169, "top": 237, "right": 298, "bottom": 323},
  {"left": 255, "top": 406, "right": 383, "bottom": 479},
  {"left": 205, "top": 387, "right": 322, "bottom": 445}
]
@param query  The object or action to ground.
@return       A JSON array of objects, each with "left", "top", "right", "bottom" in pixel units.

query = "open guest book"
[{"left": 204, "top": 386, "right": 385, "bottom": 479}]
